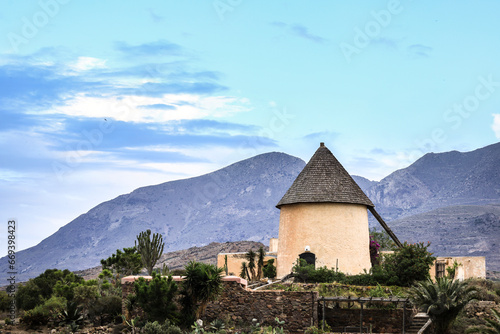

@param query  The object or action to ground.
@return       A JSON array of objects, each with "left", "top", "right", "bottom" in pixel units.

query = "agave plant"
[{"left": 59, "top": 300, "right": 84, "bottom": 326}]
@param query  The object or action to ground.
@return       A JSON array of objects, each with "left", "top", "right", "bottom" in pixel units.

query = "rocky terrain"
[
  {"left": 389, "top": 204, "right": 500, "bottom": 272},
  {"left": 74, "top": 240, "right": 266, "bottom": 280},
  {"left": 2, "top": 142, "right": 499, "bottom": 282},
  {"left": 365, "top": 142, "right": 500, "bottom": 221}
]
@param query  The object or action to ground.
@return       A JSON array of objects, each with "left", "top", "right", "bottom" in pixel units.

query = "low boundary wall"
[{"left": 122, "top": 276, "right": 318, "bottom": 333}]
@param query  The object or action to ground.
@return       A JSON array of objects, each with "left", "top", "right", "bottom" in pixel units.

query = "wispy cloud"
[
  {"left": 371, "top": 37, "right": 399, "bottom": 49},
  {"left": 148, "top": 8, "right": 165, "bottom": 22},
  {"left": 271, "top": 22, "right": 327, "bottom": 44},
  {"left": 115, "top": 40, "right": 183, "bottom": 57},
  {"left": 408, "top": 44, "right": 433, "bottom": 58},
  {"left": 0, "top": 40, "right": 263, "bottom": 181}
]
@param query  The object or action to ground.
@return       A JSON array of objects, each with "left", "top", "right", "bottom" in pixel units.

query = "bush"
[
  {"left": 88, "top": 295, "right": 122, "bottom": 326},
  {"left": 16, "top": 269, "right": 83, "bottom": 310},
  {"left": 135, "top": 272, "right": 179, "bottom": 323},
  {"left": 291, "top": 241, "right": 435, "bottom": 288},
  {"left": 0, "top": 291, "right": 13, "bottom": 312},
  {"left": 143, "top": 321, "right": 164, "bottom": 334},
  {"left": 382, "top": 241, "right": 436, "bottom": 286},
  {"left": 293, "top": 260, "right": 346, "bottom": 283},
  {"left": 20, "top": 307, "right": 50, "bottom": 328},
  {"left": 263, "top": 259, "right": 277, "bottom": 279},
  {"left": 101, "top": 246, "right": 143, "bottom": 276},
  {"left": 20, "top": 296, "right": 66, "bottom": 328},
  {"left": 143, "top": 320, "right": 183, "bottom": 334}
]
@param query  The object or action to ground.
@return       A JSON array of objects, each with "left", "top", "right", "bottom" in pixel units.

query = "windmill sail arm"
[{"left": 368, "top": 207, "right": 403, "bottom": 248}]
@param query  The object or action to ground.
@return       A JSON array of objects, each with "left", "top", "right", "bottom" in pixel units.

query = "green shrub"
[
  {"left": 382, "top": 242, "right": 436, "bottom": 286},
  {"left": 73, "top": 284, "right": 99, "bottom": 311},
  {"left": 4, "top": 317, "right": 13, "bottom": 325},
  {"left": 135, "top": 272, "right": 179, "bottom": 323},
  {"left": 20, "top": 296, "right": 65, "bottom": 328},
  {"left": 88, "top": 295, "right": 122, "bottom": 326},
  {"left": 16, "top": 269, "right": 83, "bottom": 310},
  {"left": 292, "top": 260, "right": 346, "bottom": 283},
  {"left": 16, "top": 280, "right": 43, "bottom": 311},
  {"left": 263, "top": 259, "right": 277, "bottom": 279},
  {"left": 143, "top": 320, "right": 164, "bottom": 334},
  {"left": 20, "top": 306, "right": 50, "bottom": 328},
  {"left": 0, "top": 291, "right": 13, "bottom": 312},
  {"left": 101, "top": 246, "right": 143, "bottom": 276},
  {"left": 165, "top": 324, "right": 183, "bottom": 334}
]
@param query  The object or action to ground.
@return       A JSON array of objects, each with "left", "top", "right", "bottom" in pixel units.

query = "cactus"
[{"left": 135, "top": 229, "right": 165, "bottom": 275}]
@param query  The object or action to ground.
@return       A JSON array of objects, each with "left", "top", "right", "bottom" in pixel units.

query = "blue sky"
[{"left": 1, "top": 0, "right": 500, "bottom": 251}]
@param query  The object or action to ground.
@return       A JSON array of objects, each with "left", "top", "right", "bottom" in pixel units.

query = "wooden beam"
[{"left": 368, "top": 207, "right": 403, "bottom": 248}]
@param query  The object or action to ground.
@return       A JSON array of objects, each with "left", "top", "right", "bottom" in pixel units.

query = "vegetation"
[
  {"left": 134, "top": 272, "right": 179, "bottom": 323},
  {"left": 20, "top": 296, "right": 66, "bottom": 328},
  {"left": 245, "top": 250, "right": 257, "bottom": 281},
  {"left": 240, "top": 261, "right": 248, "bottom": 279},
  {"left": 291, "top": 241, "right": 436, "bottom": 288},
  {"left": 382, "top": 241, "right": 436, "bottom": 286},
  {"left": 263, "top": 259, "right": 277, "bottom": 279},
  {"left": 369, "top": 227, "right": 396, "bottom": 251},
  {"left": 466, "top": 308, "right": 500, "bottom": 334},
  {"left": 101, "top": 246, "right": 143, "bottom": 276},
  {"left": 0, "top": 290, "right": 13, "bottom": 312},
  {"left": 257, "top": 247, "right": 266, "bottom": 280},
  {"left": 16, "top": 269, "right": 84, "bottom": 310},
  {"left": 410, "top": 277, "right": 477, "bottom": 334},
  {"left": 135, "top": 229, "right": 165, "bottom": 275},
  {"left": 181, "top": 261, "right": 224, "bottom": 324}
]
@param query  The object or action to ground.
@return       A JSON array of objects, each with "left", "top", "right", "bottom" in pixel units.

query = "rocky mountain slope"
[
  {"left": 1, "top": 152, "right": 304, "bottom": 282},
  {"left": 2, "top": 142, "right": 499, "bottom": 282},
  {"left": 389, "top": 204, "right": 500, "bottom": 271},
  {"left": 365, "top": 142, "right": 500, "bottom": 221}
]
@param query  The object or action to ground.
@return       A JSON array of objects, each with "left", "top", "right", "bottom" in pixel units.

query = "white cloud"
[
  {"left": 69, "top": 56, "right": 107, "bottom": 72},
  {"left": 48, "top": 93, "right": 251, "bottom": 123},
  {"left": 492, "top": 114, "right": 500, "bottom": 139}
]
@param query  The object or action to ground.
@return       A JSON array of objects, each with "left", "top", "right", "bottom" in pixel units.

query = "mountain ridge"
[{"left": 2, "top": 142, "right": 499, "bottom": 282}]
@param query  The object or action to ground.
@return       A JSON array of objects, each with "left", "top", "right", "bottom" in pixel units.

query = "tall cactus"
[{"left": 135, "top": 229, "right": 165, "bottom": 275}]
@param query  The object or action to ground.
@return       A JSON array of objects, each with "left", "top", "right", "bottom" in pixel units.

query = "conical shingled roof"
[{"left": 276, "top": 143, "right": 374, "bottom": 208}]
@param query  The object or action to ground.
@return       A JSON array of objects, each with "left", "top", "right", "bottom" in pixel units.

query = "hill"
[
  {"left": 364, "top": 142, "right": 500, "bottom": 221},
  {"left": 1, "top": 152, "right": 304, "bottom": 282},
  {"left": 390, "top": 204, "right": 500, "bottom": 271},
  {"left": 3, "top": 142, "right": 500, "bottom": 282}
]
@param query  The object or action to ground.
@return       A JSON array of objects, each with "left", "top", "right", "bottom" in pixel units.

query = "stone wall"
[
  {"left": 121, "top": 276, "right": 318, "bottom": 333},
  {"left": 321, "top": 306, "right": 414, "bottom": 333},
  {"left": 204, "top": 281, "right": 318, "bottom": 333}
]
